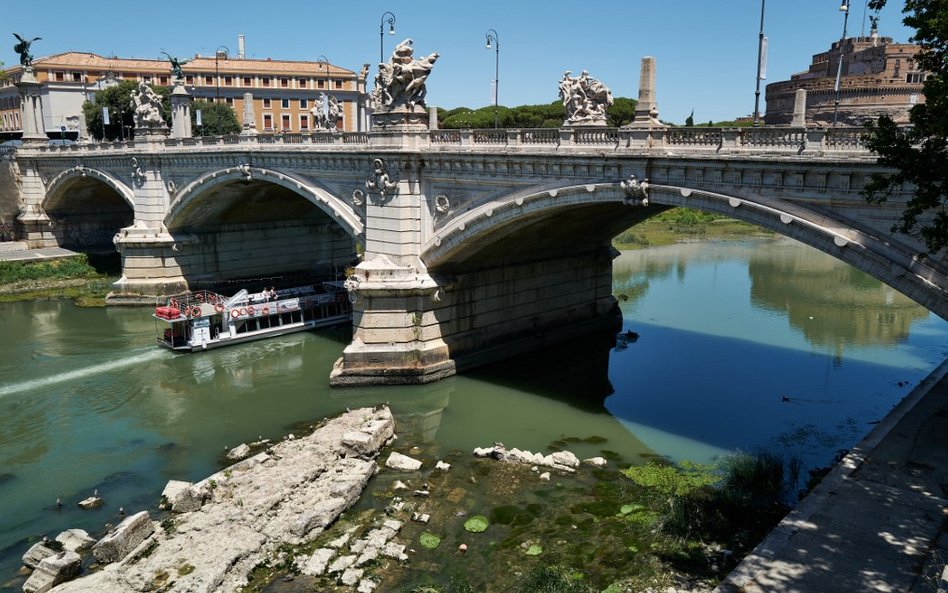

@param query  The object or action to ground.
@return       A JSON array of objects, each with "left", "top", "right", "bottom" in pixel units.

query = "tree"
[
  {"left": 685, "top": 109, "right": 695, "bottom": 127},
  {"left": 862, "top": 0, "right": 948, "bottom": 253},
  {"left": 606, "top": 97, "right": 637, "bottom": 127},
  {"left": 0, "top": 61, "right": 7, "bottom": 84},
  {"left": 191, "top": 100, "right": 240, "bottom": 136},
  {"left": 82, "top": 81, "right": 171, "bottom": 141}
]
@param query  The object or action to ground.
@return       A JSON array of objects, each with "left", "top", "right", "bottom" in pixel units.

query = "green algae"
[
  {"left": 463, "top": 515, "right": 489, "bottom": 533},
  {"left": 420, "top": 533, "right": 442, "bottom": 549}
]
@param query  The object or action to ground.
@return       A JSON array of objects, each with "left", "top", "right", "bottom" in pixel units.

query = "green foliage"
[
  {"left": 622, "top": 461, "right": 720, "bottom": 499},
  {"left": 82, "top": 81, "right": 171, "bottom": 141},
  {"left": 511, "top": 565, "right": 595, "bottom": 593},
  {"left": 607, "top": 97, "right": 637, "bottom": 127},
  {"left": 192, "top": 100, "right": 241, "bottom": 136},
  {"left": 463, "top": 515, "right": 489, "bottom": 533},
  {"left": 419, "top": 532, "right": 442, "bottom": 549},
  {"left": 0, "top": 254, "right": 102, "bottom": 284},
  {"left": 685, "top": 110, "right": 695, "bottom": 127},
  {"left": 863, "top": 0, "right": 948, "bottom": 252}
]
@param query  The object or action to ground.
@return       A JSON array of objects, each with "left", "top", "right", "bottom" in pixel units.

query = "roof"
[{"left": 5, "top": 51, "right": 357, "bottom": 77}]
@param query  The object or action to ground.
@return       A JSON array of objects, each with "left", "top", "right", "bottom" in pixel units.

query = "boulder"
[
  {"left": 343, "top": 417, "right": 395, "bottom": 456},
  {"left": 92, "top": 511, "right": 154, "bottom": 564},
  {"left": 583, "top": 456, "right": 608, "bottom": 468},
  {"left": 22, "top": 551, "right": 81, "bottom": 593},
  {"left": 159, "top": 480, "right": 190, "bottom": 509},
  {"left": 54, "top": 529, "right": 95, "bottom": 553},
  {"left": 300, "top": 548, "right": 336, "bottom": 576},
  {"left": 340, "top": 567, "right": 364, "bottom": 586},
  {"left": 226, "top": 443, "right": 251, "bottom": 461},
  {"left": 22, "top": 542, "right": 56, "bottom": 570},
  {"left": 384, "top": 452, "right": 422, "bottom": 471},
  {"left": 77, "top": 496, "right": 103, "bottom": 510},
  {"left": 160, "top": 480, "right": 210, "bottom": 513},
  {"left": 435, "top": 460, "right": 451, "bottom": 471}
]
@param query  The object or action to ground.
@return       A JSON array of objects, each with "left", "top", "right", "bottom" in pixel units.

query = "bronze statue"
[
  {"left": 161, "top": 51, "right": 190, "bottom": 79},
  {"left": 13, "top": 33, "right": 41, "bottom": 68}
]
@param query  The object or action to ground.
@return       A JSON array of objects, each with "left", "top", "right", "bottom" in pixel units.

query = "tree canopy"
[
  {"left": 192, "top": 100, "right": 240, "bottom": 136},
  {"left": 437, "top": 97, "right": 637, "bottom": 129},
  {"left": 862, "top": 0, "right": 948, "bottom": 253},
  {"left": 82, "top": 81, "right": 171, "bottom": 141}
]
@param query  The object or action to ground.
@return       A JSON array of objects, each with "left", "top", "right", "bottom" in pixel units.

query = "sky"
[{"left": 1, "top": 0, "right": 916, "bottom": 124}]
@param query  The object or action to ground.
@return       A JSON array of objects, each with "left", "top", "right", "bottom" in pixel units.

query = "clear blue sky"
[{"left": 2, "top": 0, "right": 915, "bottom": 123}]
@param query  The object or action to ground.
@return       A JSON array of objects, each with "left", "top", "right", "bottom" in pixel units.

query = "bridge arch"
[
  {"left": 167, "top": 165, "right": 363, "bottom": 239},
  {"left": 423, "top": 181, "right": 948, "bottom": 320},
  {"left": 162, "top": 165, "right": 363, "bottom": 288},
  {"left": 42, "top": 165, "right": 135, "bottom": 250}
]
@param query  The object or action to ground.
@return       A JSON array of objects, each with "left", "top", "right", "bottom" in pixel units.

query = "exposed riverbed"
[{"left": 1, "top": 237, "right": 946, "bottom": 591}]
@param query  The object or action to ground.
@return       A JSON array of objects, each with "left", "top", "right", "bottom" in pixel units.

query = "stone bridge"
[{"left": 3, "top": 124, "right": 946, "bottom": 385}]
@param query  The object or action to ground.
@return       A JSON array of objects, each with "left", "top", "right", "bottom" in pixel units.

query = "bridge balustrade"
[{"left": 573, "top": 128, "right": 619, "bottom": 145}]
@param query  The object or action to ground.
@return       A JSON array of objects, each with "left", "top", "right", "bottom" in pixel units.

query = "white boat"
[{"left": 153, "top": 282, "right": 351, "bottom": 352}]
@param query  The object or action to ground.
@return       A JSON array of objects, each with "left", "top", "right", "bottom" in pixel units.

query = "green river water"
[{"left": 1, "top": 237, "right": 946, "bottom": 591}]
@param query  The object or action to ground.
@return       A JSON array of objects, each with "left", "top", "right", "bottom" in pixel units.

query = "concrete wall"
[{"left": 0, "top": 155, "right": 20, "bottom": 240}]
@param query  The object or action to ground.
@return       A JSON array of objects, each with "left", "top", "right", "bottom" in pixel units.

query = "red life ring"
[
  {"left": 208, "top": 294, "right": 218, "bottom": 305},
  {"left": 247, "top": 305, "right": 255, "bottom": 315},
  {"left": 230, "top": 309, "right": 240, "bottom": 319},
  {"left": 215, "top": 303, "right": 224, "bottom": 313},
  {"left": 191, "top": 306, "right": 202, "bottom": 318},
  {"left": 261, "top": 306, "right": 269, "bottom": 315},
  {"left": 239, "top": 308, "right": 247, "bottom": 316}
]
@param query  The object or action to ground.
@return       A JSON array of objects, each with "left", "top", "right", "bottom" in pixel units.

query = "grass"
[
  {"left": 613, "top": 207, "right": 775, "bottom": 249},
  {"left": 0, "top": 253, "right": 119, "bottom": 306}
]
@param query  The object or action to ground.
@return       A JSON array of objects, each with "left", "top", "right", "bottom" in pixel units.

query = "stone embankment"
[{"left": 26, "top": 406, "right": 394, "bottom": 593}]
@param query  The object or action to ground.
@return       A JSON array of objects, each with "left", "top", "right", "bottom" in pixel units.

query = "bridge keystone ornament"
[
  {"left": 620, "top": 174, "right": 649, "bottom": 205},
  {"left": 364, "top": 158, "right": 398, "bottom": 203}
]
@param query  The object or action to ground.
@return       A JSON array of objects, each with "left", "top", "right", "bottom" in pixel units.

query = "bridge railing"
[{"left": 17, "top": 126, "right": 871, "bottom": 156}]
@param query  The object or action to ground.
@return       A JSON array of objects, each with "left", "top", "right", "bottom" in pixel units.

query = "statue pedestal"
[
  {"left": 133, "top": 126, "right": 171, "bottom": 144},
  {"left": 371, "top": 105, "right": 429, "bottom": 132},
  {"left": 17, "top": 68, "right": 48, "bottom": 144},
  {"left": 170, "top": 80, "right": 193, "bottom": 139}
]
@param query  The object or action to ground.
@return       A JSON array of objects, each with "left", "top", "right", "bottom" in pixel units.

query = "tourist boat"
[{"left": 153, "top": 282, "right": 351, "bottom": 352}]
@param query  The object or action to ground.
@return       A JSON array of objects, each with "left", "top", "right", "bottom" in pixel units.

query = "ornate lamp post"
[
  {"left": 379, "top": 12, "right": 396, "bottom": 64},
  {"left": 214, "top": 45, "right": 230, "bottom": 135},
  {"left": 832, "top": 0, "right": 851, "bottom": 127},
  {"left": 485, "top": 29, "right": 500, "bottom": 129},
  {"left": 752, "top": 0, "right": 766, "bottom": 127}
]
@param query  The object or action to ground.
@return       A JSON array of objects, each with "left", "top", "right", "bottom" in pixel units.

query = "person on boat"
[{"left": 269, "top": 287, "right": 278, "bottom": 300}]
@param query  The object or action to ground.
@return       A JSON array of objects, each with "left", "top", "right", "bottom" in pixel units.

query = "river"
[{"left": 1, "top": 236, "right": 945, "bottom": 590}]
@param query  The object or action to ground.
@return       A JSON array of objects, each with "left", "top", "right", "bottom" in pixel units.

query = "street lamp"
[
  {"left": 832, "top": 0, "right": 851, "bottom": 127},
  {"left": 380, "top": 11, "right": 396, "bottom": 64},
  {"left": 215, "top": 45, "right": 230, "bottom": 135},
  {"left": 485, "top": 29, "right": 500, "bottom": 129},
  {"left": 752, "top": 0, "right": 766, "bottom": 127}
]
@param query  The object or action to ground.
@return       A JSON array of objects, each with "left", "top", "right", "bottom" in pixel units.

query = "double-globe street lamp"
[
  {"left": 832, "top": 0, "right": 852, "bottom": 127},
  {"left": 485, "top": 29, "right": 500, "bottom": 129},
  {"left": 380, "top": 12, "right": 396, "bottom": 64},
  {"left": 752, "top": 0, "right": 766, "bottom": 127}
]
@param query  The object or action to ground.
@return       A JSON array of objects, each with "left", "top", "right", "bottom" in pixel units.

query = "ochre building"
[
  {"left": 1, "top": 49, "right": 370, "bottom": 139},
  {"left": 764, "top": 30, "right": 926, "bottom": 126}
]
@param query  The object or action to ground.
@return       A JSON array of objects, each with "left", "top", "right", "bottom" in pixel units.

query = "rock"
[
  {"left": 411, "top": 512, "right": 430, "bottom": 523},
  {"left": 226, "top": 443, "right": 251, "bottom": 461},
  {"left": 458, "top": 543, "right": 468, "bottom": 552},
  {"left": 290, "top": 497, "right": 348, "bottom": 537},
  {"left": 22, "top": 551, "right": 81, "bottom": 593},
  {"left": 92, "top": 510, "right": 154, "bottom": 564},
  {"left": 22, "top": 543, "right": 56, "bottom": 570},
  {"left": 413, "top": 489, "right": 430, "bottom": 497},
  {"left": 300, "top": 548, "right": 336, "bottom": 576},
  {"left": 54, "top": 529, "right": 95, "bottom": 553},
  {"left": 384, "top": 452, "right": 422, "bottom": 471},
  {"left": 382, "top": 519, "right": 403, "bottom": 532},
  {"left": 435, "top": 460, "right": 451, "bottom": 471},
  {"left": 539, "top": 472, "right": 551, "bottom": 481},
  {"left": 327, "top": 527, "right": 357, "bottom": 549},
  {"left": 343, "top": 417, "right": 395, "bottom": 456},
  {"left": 355, "top": 547, "right": 378, "bottom": 567},
  {"left": 161, "top": 480, "right": 210, "bottom": 513},
  {"left": 327, "top": 554, "right": 356, "bottom": 574},
  {"left": 381, "top": 541, "right": 407, "bottom": 560},
  {"left": 583, "top": 456, "right": 608, "bottom": 468},
  {"left": 392, "top": 480, "right": 409, "bottom": 490},
  {"left": 340, "top": 567, "right": 364, "bottom": 586},
  {"left": 550, "top": 450, "right": 580, "bottom": 468},
  {"left": 77, "top": 496, "right": 103, "bottom": 510},
  {"left": 358, "top": 578, "right": 378, "bottom": 593}
]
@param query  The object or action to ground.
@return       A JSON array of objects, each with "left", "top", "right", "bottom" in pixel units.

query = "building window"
[
  {"left": 186, "top": 75, "right": 194, "bottom": 85},
  {"left": 54, "top": 71, "right": 65, "bottom": 82},
  {"left": 263, "top": 113, "right": 272, "bottom": 130},
  {"left": 281, "top": 98, "right": 290, "bottom": 109},
  {"left": 159, "top": 76, "right": 169, "bottom": 85},
  {"left": 334, "top": 80, "right": 343, "bottom": 89},
  {"left": 280, "top": 78, "right": 289, "bottom": 88},
  {"left": 262, "top": 77, "right": 271, "bottom": 87},
  {"left": 243, "top": 76, "right": 252, "bottom": 86},
  {"left": 299, "top": 99, "right": 308, "bottom": 109},
  {"left": 224, "top": 76, "right": 233, "bottom": 86},
  {"left": 143, "top": 75, "right": 152, "bottom": 83},
  {"left": 317, "top": 80, "right": 325, "bottom": 89},
  {"left": 300, "top": 114, "right": 309, "bottom": 130},
  {"left": 298, "top": 78, "right": 307, "bottom": 88},
  {"left": 72, "top": 72, "right": 82, "bottom": 82},
  {"left": 906, "top": 72, "right": 925, "bottom": 84},
  {"left": 226, "top": 97, "right": 234, "bottom": 106},
  {"left": 263, "top": 98, "right": 272, "bottom": 109},
  {"left": 281, "top": 114, "right": 291, "bottom": 130},
  {"left": 204, "top": 75, "right": 213, "bottom": 85}
]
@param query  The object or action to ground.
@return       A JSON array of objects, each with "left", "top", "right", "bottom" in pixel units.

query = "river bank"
[{"left": 0, "top": 252, "right": 117, "bottom": 306}]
